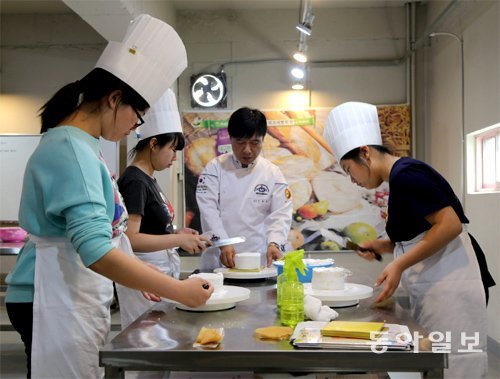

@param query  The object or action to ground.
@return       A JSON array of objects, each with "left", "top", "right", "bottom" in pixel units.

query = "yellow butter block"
[{"left": 320, "top": 321, "right": 385, "bottom": 340}]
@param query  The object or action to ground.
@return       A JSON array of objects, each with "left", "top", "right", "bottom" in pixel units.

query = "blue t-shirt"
[
  {"left": 5, "top": 126, "right": 128, "bottom": 303},
  {"left": 386, "top": 157, "right": 468, "bottom": 242}
]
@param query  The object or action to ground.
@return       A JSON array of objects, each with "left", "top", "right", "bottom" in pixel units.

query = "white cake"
[
  {"left": 234, "top": 252, "right": 261, "bottom": 270},
  {"left": 311, "top": 267, "right": 348, "bottom": 291},
  {"left": 189, "top": 272, "right": 224, "bottom": 292}
]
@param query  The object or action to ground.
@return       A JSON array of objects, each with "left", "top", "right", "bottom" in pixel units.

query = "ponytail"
[{"left": 39, "top": 81, "right": 82, "bottom": 133}]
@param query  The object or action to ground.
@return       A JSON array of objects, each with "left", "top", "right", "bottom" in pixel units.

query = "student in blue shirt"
[
  {"left": 324, "top": 101, "right": 494, "bottom": 379},
  {"left": 5, "top": 15, "right": 213, "bottom": 379}
]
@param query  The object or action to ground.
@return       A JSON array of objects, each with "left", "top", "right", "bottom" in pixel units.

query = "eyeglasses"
[{"left": 133, "top": 108, "right": 145, "bottom": 127}]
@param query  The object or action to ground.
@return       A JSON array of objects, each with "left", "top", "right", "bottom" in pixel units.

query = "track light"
[
  {"left": 296, "top": 22, "right": 312, "bottom": 36},
  {"left": 291, "top": 66, "right": 305, "bottom": 79},
  {"left": 293, "top": 33, "right": 308, "bottom": 63},
  {"left": 296, "top": 0, "right": 314, "bottom": 36},
  {"left": 292, "top": 80, "right": 305, "bottom": 90},
  {"left": 293, "top": 51, "right": 308, "bottom": 63}
]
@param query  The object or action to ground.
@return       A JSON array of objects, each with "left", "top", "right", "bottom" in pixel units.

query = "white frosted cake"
[
  {"left": 234, "top": 252, "right": 261, "bottom": 270},
  {"left": 311, "top": 267, "right": 348, "bottom": 291},
  {"left": 189, "top": 272, "right": 224, "bottom": 292}
]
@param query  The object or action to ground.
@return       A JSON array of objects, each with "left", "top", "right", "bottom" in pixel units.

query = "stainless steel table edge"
[
  {"left": 101, "top": 350, "right": 446, "bottom": 378},
  {"left": 100, "top": 279, "right": 447, "bottom": 378}
]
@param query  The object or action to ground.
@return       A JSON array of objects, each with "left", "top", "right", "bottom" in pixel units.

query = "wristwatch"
[{"left": 268, "top": 242, "right": 282, "bottom": 251}]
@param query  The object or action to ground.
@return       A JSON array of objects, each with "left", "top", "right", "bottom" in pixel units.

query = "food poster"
[{"left": 182, "top": 105, "right": 411, "bottom": 252}]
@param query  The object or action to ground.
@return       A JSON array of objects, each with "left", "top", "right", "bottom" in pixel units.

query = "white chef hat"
[
  {"left": 95, "top": 14, "right": 187, "bottom": 106},
  {"left": 137, "top": 88, "right": 182, "bottom": 140},
  {"left": 323, "top": 101, "right": 382, "bottom": 160}
]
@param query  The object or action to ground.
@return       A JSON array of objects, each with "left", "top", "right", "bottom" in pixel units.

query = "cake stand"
[
  {"left": 214, "top": 266, "right": 278, "bottom": 280},
  {"left": 163, "top": 285, "right": 250, "bottom": 312},
  {"left": 303, "top": 283, "right": 373, "bottom": 307}
]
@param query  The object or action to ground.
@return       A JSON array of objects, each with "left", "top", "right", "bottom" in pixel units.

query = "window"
[{"left": 467, "top": 123, "right": 500, "bottom": 193}]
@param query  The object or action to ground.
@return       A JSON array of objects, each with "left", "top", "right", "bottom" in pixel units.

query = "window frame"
[{"left": 467, "top": 123, "right": 500, "bottom": 194}]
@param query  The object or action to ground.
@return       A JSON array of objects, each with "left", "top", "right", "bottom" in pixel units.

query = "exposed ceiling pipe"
[{"left": 407, "top": 0, "right": 459, "bottom": 55}]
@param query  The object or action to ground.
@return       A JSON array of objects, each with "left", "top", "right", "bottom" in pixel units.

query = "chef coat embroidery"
[
  {"left": 254, "top": 184, "right": 269, "bottom": 196},
  {"left": 285, "top": 187, "right": 292, "bottom": 201},
  {"left": 196, "top": 175, "right": 209, "bottom": 194}
]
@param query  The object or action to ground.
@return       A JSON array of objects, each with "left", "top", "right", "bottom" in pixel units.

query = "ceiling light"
[
  {"left": 292, "top": 81, "right": 305, "bottom": 90},
  {"left": 296, "top": 22, "right": 312, "bottom": 36},
  {"left": 291, "top": 67, "right": 305, "bottom": 79},
  {"left": 293, "top": 34, "right": 308, "bottom": 63},
  {"left": 296, "top": 0, "right": 314, "bottom": 36},
  {"left": 293, "top": 51, "right": 308, "bottom": 63}
]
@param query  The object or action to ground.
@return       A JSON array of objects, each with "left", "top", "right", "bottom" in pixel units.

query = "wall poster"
[{"left": 182, "top": 105, "right": 411, "bottom": 252}]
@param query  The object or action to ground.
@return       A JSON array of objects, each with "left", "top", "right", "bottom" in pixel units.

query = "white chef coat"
[{"left": 196, "top": 154, "right": 292, "bottom": 271}]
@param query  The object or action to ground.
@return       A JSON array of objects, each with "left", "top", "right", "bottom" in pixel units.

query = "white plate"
[
  {"left": 163, "top": 285, "right": 251, "bottom": 312},
  {"left": 304, "top": 282, "right": 373, "bottom": 307},
  {"left": 214, "top": 266, "right": 278, "bottom": 280}
]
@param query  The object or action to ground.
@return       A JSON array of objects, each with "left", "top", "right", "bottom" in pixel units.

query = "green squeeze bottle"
[{"left": 279, "top": 249, "right": 306, "bottom": 328}]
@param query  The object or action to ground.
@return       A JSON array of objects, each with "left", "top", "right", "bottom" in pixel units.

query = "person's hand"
[
  {"left": 178, "top": 234, "right": 211, "bottom": 254},
  {"left": 177, "top": 227, "right": 199, "bottom": 235},
  {"left": 373, "top": 261, "right": 402, "bottom": 303},
  {"left": 220, "top": 245, "right": 236, "bottom": 268},
  {"left": 266, "top": 244, "right": 283, "bottom": 267},
  {"left": 357, "top": 239, "right": 392, "bottom": 262},
  {"left": 176, "top": 277, "right": 213, "bottom": 307}
]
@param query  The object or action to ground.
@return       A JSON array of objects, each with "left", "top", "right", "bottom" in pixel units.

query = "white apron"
[
  {"left": 31, "top": 234, "right": 123, "bottom": 379},
  {"left": 395, "top": 226, "right": 487, "bottom": 379},
  {"left": 116, "top": 248, "right": 180, "bottom": 328}
]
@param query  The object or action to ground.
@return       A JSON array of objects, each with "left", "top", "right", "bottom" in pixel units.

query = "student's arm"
[
  {"left": 125, "top": 214, "right": 209, "bottom": 253},
  {"left": 89, "top": 248, "right": 213, "bottom": 307}
]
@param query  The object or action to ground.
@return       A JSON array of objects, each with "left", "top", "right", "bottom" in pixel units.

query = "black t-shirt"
[
  {"left": 118, "top": 166, "right": 175, "bottom": 235},
  {"left": 386, "top": 157, "right": 468, "bottom": 242}
]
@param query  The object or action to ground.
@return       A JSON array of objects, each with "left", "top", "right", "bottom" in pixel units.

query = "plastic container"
[
  {"left": 0, "top": 227, "right": 28, "bottom": 242},
  {"left": 278, "top": 250, "right": 306, "bottom": 328},
  {"left": 280, "top": 279, "right": 304, "bottom": 328},
  {"left": 273, "top": 258, "right": 334, "bottom": 283}
]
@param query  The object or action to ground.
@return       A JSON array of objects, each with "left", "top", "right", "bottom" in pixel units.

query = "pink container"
[{"left": 0, "top": 227, "right": 28, "bottom": 242}]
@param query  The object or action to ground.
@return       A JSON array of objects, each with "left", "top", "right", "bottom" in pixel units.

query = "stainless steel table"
[
  {"left": 0, "top": 241, "right": 23, "bottom": 255},
  {"left": 100, "top": 278, "right": 447, "bottom": 378}
]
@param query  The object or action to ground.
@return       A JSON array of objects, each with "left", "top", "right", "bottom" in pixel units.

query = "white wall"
[
  {"left": 176, "top": 7, "right": 407, "bottom": 111},
  {"left": 0, "top": 13, "right": 106, "bottom": 133},
  {"left": 422, "top": 0, "right": 499, "bottom": 343}
]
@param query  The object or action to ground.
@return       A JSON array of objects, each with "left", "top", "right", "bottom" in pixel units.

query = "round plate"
[
  {"left": 303, "top": 283, "right": 373, "bottom": 307},
  {"left": 214, "top": 267, "right": 278, "bottom": 280},
  {"left": 163, "top": 285, "right": 250, "bottom": 312}
]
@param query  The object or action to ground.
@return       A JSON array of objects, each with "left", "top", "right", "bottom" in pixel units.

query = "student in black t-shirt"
[
  {"left": 324, "top": 101, "right": 494, "bottom": 379},
  {"left": 116, "top": 89, "right": 211, "bottom": 328}
]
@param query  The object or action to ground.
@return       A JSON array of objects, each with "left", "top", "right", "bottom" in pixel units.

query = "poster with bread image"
[{"left": 182, "top": 104, "right": 410, "bottom": 251}]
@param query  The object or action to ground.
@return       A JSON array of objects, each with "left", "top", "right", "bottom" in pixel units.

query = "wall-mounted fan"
[{"left": 190, "top": 73, "right": 227, "bottom": 108}]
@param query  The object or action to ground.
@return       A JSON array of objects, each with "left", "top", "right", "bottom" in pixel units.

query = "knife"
[
  {"left": 345, "top": 240, "right": 383, "bottom": 261},
  {"left": 177, "top": 236, "right": 246, "bottom": 255},
  {"left": 209, "top": 236, "right": 246, "bottom": 248}
]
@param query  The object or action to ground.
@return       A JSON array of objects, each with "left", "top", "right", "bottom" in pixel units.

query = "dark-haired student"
[{"left": 5, "top": 15, "right": 212, "bottom": 379}]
